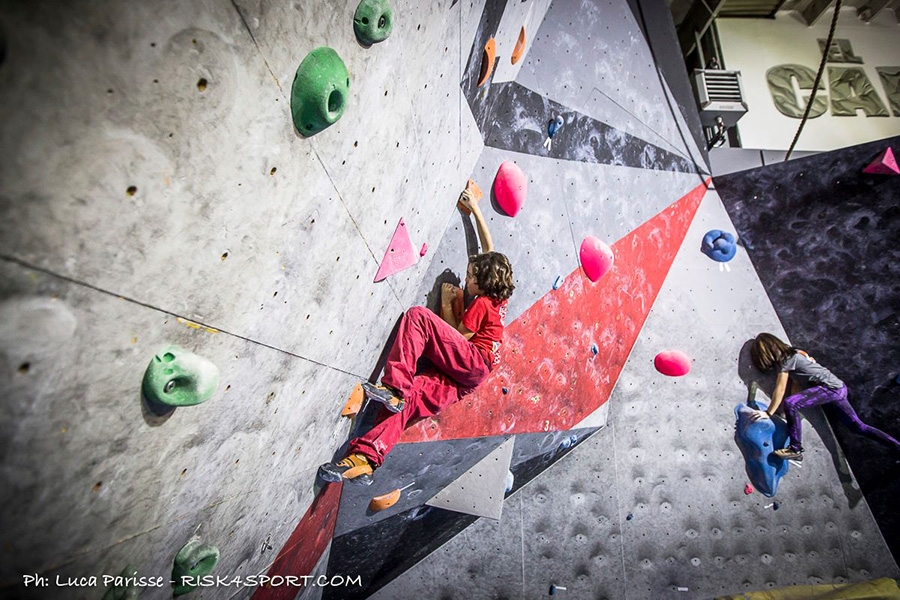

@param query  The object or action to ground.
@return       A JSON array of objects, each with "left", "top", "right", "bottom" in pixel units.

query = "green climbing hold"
[
  {"left": 141, "top": 346, "right": 219, "bottom": 407},
  {"left": 290, "top": 47, "right": 350, "bottom": 137},
  {"left": 354, "top": 0, "right": 394, "bottom": 46},
  {"left": 101, "top": 565, "right": 142, "bottom": 600},
  {"left": 172, "top": 538, "right": 219, "bottom": 596}
]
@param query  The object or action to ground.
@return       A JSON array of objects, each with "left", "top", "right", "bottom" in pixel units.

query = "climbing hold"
[
  {"left": 549, "top": 584, "right": 568, "bottom": 595},
  {"left": 172, "top": 538, "right": 219, "bottom": 596},
  {"left": 419, "top": 243, "right": 428, "bottom": 257},
  {"left": 458, "top": 179, "right": 483, "bottom": 216},
  {"left": 552, "top": 275, "right": 564, "bottom": 290},
  {"left": 369, "top": 488, "right": 402, "bottom": 512},
  {"left": 505, "top": 470, "right": 514, "bottom": 493},
  {"left": 744, "top": 482, "right": 754, "bottom": 495},
  {"left": 493, "top": 161, "right": 527, "bottom": 217},
  {"left": 558, "top": 434, "right": 578, "bottom": 450},
  {"left": 701, "top": 230, "right": 737, "bottom": 262},
  {"left": 773, "top": 501, "right": 780, "bottom": 511},
  {"left": 579, "top": 236, "right": 614, "bottom": 282},
  {"left": 626, "top": 513, "right": 633, "bottom": 521},
  {"left": 590, "top": 343, "right": 599, "bottom": 356},
  {"left": 511, "top": 26, "right": 526, "bottom": 64},
  {"left": 862, "top": 147, "right": 899, "bottom": 175},
  {"left": 290, "top": 47, "right": 350, "bottom": 137},
  {"left": 477, "top": 38, "right": 496, "bottom": 86},
  {"left": 101, "top": 565, "right": 141, "bottom": 600},
  {"left": 548, "top": 115, "right": 563, "bottom": 139},
  {"left": 654, "top": 350, "right": 691, "bottom": 377},
  {"left": 374, "top": 218, "right": 418, "bottom": 282},
  {"left": 142, "top": 346, "right": 219, "bottom": 407},
  {"left": 734, "top": 402, "right": 790, "bottom": 497},
  {"left": 341, "top": 383, "right": 365, "bottom": 417},
  {"left": 353, "top": 0, "right": 393, "bottom": 46},
  {"left": 502, "top": 387, "right": 509, "bottom": 395}
]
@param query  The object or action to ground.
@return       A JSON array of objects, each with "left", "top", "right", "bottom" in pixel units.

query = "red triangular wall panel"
[{"left": 400, "top": 180, "right": 709, "bottom": 443}]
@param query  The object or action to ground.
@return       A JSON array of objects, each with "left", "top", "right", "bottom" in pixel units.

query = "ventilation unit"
[{"left": 693, "top": 69, "right": 748, "bottom": 128}]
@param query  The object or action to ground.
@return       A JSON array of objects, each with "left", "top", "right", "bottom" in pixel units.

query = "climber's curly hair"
[{"left": 469, "top": 252, "right": 515, "bottom": 301}]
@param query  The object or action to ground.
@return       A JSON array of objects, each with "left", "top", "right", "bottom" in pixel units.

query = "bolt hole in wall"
[
  {"left": 197, "top": 78, "right": 207, "bottom": 92},
  {"left": 18, "top": 362, "right": 30, "bottom": 374},
  {"left": 126, "top": 185, "right": 137, "bottom": 197}
]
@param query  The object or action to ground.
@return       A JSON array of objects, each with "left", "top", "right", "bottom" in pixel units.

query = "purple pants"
[{"left": 784, "top": 384, "right": 900, "bottom": 452}]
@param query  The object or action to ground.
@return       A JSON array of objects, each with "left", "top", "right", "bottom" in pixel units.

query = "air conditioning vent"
[{"left": 693, "top": 69, "right": 748, "bottom": 128}]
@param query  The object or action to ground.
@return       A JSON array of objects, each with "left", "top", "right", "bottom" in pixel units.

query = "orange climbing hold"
[
  {"left": 341, "top": 383, "right": 364, "bottom": 417},
  {"left": 511, "top": 26, "right": 526, "bottom": 65},
  {"left": 457, "top": 179, "right": 483, "bottom": 216},
  {"left": 369, "top": 488, "right": 402, "bottom": 512},
  {"left": 477, "top": 38, "right": 496, "bottom": 87}
]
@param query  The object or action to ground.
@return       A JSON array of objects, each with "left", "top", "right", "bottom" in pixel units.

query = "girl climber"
[
  {"left": 318, "top": 183, "right": 515, "bottom": 485},
  {"left": 750, "top": 332, "right": 900, "bottom": 461}
]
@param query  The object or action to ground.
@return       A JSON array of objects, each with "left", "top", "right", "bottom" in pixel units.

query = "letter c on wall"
[{"left": 766, "top": 64, "right": 827, "bottom": 119}]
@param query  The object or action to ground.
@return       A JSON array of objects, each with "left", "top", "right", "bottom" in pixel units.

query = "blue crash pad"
[{"left": 734, "top": 402, "right": 791, "bottom": 497}]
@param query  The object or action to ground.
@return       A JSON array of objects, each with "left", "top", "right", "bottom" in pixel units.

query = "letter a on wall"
[{"left": 374, "top": 218, "right": 418, "bottom": 282}]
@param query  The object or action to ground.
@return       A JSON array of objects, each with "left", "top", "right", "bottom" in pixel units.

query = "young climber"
[
  {"left": 750, "top": 332, "right": 900, "bottom": 461},
  {"left": 318, "top": 184, "right": 515, "bottom": 485}
]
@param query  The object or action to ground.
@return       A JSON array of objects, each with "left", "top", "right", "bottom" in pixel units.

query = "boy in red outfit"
[{"left": 318, "top": 185, "right": 515, "bottom": 485}]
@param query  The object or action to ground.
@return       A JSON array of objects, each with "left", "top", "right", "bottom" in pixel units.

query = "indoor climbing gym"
[{"left": 2, "top": 0, "right": 900, "bottom": 598}]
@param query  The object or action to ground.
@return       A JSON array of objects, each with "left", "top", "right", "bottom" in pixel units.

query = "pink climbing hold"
[
  {"left": 862, "top": 147, "right": 899, "bottom": 175},
  {"left": 419, "top": 243, "right": 428, "bottom": 257},
  {"left": 654, "top": 350, "right": 691, "bottom": 377},
  {"left": 493, "top": 161, "right": 527, "bottom": 217},
  {"left": 744, "top": 483, "right": 754, "bottom": 495},
  {"left": 579, "top": 236, "right": 614, "bottom": 282},
  {"left": 374, "top": 218, "right": 418, "bottom": 282}
]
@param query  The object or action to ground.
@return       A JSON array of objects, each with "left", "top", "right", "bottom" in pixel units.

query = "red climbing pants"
[{"left": 348, "top": 306, "right": 490, "bottom": 466}]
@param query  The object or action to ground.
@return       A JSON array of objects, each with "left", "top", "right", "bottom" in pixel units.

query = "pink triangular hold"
[
  {"left": 374, "top": 218, "right": 418, "bottom": 282},
  {"left": 863, "top": 147, "right": 899, "bottom": 175}
]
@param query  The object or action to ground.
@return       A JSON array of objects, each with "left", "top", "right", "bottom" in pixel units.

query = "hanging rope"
[{"left": 784, "top": 0, "right": 842, "bottom": 161}]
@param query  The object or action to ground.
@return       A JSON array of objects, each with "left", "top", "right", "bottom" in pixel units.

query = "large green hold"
[
  {"left": 291, "top": 47, "right": 350, "bottom": 136},
  {"left": 172, "top": 538, "right": 219, "bottom": 596},
  {"left": 141, "top": 346, "right": 219, "bottom": 407},
  {"left": 354, "top": 0, "right": 393, "bottom": 46}
]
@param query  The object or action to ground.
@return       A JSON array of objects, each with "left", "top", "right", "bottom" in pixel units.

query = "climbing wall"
[
  {"left": 715, "top": 135, "right": 900, "bottom": 564},
  {"left": 1, "top": 0, "right": 898, "bottom": 600}
]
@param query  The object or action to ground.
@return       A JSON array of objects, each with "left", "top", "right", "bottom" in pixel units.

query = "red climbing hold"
[
  {"left": 744, "top": 483, "right": 754, "bottom": 495},
  {"left": 374, "top": 218, "right": 418, "bottom": 282},
  {"left": 493, "top": 162, "right": 527, "bottom": 217},
  {"left": 579, "top": 236, "right": 614, "bottom": 282},
  {"left": 654, "top": 350, "right": 691, "bottom": 377},
  {"left": 862, "top": 147, "right": 899, "bottom": 175}
]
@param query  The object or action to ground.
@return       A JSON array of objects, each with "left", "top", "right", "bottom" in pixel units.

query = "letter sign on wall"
[{"left": 766, "top": 64, "right": 828, "bottom": 118}]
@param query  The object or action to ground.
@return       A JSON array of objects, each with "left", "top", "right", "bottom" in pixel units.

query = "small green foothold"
[
  {"left": 354, "top": 0, "right": 393, "bottom": 46},
  {"left": 290, "top": 47, "right": 350, "bottom": 137},
  {"left": 172, "top": 538, "right": 219, "bottom": 596},
  {"left": 101, "top": 565, "right": 142, "bottom": 600},
  {"left": 141, "top": 346, "right": 219, "bottom": 407}
]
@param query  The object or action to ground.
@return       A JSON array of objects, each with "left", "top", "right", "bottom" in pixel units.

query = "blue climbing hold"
[
  {"left": 701, "top": 230, "right": 737, "bottom": 262},
  {"left": 734, "top": 402, "right": 790, "bottom": 498},
  {"left": 590, "top": 343, "right": 599, "bottom": 356},
  {"left": 553, "top": 274, "right": 565, "bottom": 290},
  {"left": 502, "top": 387, "right": 509, "bottom": 395},
  {"left": 558, "top": 434, "right": 578, "bottom": 450},
  {"left": 505, "top": 470, "right": 515, "bottom": 493},
  {"left": 626, "top": 513, "right": 633, "bottom": 521},
  {"left": 547, "top": 115, "right": 564, "bottom": 138}
]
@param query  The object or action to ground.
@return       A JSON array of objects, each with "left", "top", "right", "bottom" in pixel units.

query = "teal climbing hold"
[
  {"left": 142, "top": 346, "right": 220, "bottom": 407},
  {"left": 354, "top": 0, "right": 394, "bottom": 46},
  {"left": 290, "top": 47, "right": 350, "bottom": 137},
  {"left": 172, "top": 538, "right": 219, "bottom": 596}
]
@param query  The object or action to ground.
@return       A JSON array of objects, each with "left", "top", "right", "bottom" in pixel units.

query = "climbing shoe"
[
  {"left": 362, "top": 382, "right": 405, "bottom": 413},
  {"left": 318, "top": 453, "right": 374, "bottom": 486},
  {"left": 773, "top": 447, "right": 803, "bottom": 461}
]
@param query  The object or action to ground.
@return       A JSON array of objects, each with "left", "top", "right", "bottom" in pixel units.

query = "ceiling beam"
[
  {"left": 678, "top": 0, "right": 727, "bottom": 57},
  {"left": 857, "top": 0, "right": 891, "bottom": 20},
  {"left": 799, "top": 0, "right": 834, "bottom": 25}
]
